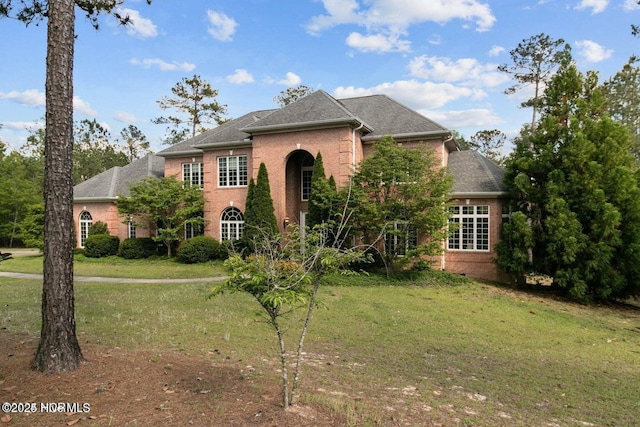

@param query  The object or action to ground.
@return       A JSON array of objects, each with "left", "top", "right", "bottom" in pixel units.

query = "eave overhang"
[{"left": 240, "top": 117, "right": 373, "bottom": 135}]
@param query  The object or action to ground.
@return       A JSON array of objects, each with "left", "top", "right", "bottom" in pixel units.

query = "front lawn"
[
  {"left": 0, "top": 253, "right": 227, "bottom": 279},
  {"left": 1, "top": 269, "right": 638, "bottom": 426}
]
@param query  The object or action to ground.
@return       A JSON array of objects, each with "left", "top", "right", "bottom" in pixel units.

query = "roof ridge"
[
  {"left": 475, "top": 151, "right": 502, "bottom": 190},
  {"left": 108, "top": 166, "right": 120, "bottom": 197}
]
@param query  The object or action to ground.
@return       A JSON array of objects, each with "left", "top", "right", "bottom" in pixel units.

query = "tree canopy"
[
  {"left": 498, "top": 33, "right": 568, "bottom": 129},
  {"left": 274, "top": 85, "right": 315, "bottom": 107},
  {"left": 349, "top": 136, "right": 453, "bottom": 273},
  {"left": 243, "top": 162, "right": 278, "bottom": 247},
  {"left": 602, "top": 58, "right": 640, "bottom": 164},
  {"left": 116, "top": 175, "right": 204, "bottom": 258},
  {"left": 496, "top": 53, "right": 640, "bottom": 302},
  {"left": 153, "top": 74, "right": 227, "bottom": 144}
]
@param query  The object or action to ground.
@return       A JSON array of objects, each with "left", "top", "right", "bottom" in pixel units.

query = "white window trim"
[
  {"left": 301, "top": 166, "right": 313, "bottom": 201},
  {"left": 448, "top": 205, "right": 490, "bottom": 252},
  {"left": 220, "top": 207, "right": 245, "bottom": 241},
  {"left": 182, "top": 162, "right": 204, "bottom": 188},
  {"left": 218, "top": 155, "right": 248, "bottom": 188},
  {"left": 127, "top": 220, "right": 136, "bottom": 239},
  {"left": 79, "top": 211, "right": 92, "bottom": 248}
]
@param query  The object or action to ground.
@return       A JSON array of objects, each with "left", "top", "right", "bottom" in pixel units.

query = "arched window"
[
  {"left": 220, "top": 207, "right": 244, "bottom": 241},
  {"left": 79, "top": 211, "right": 93, "bottom": 247}
]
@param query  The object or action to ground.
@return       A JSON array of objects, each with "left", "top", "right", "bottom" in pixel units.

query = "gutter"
[
  {"left": 194, "top": 139, "right": 253, "bottom": 150},
  {"left": 450, "top": 191, "right": 510, "bottom": 199},
  {"left": 240, "top": 117, "right": 373, "bottom": 135},
  {"left": 360, "top": 129, "right": 450, "bottom": 142}
]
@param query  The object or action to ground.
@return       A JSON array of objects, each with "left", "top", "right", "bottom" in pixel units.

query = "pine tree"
[
  {"left": 244, "top": 163, "right": 278, "bottom": 246},
  {"left": 242, "top": 178, "right": 257, "bottom": 245},
  {"left": 497, "top": 53, "right": 640, "bottom": 302},
  {"left": 307, "top": 152, "right": 337, "bottom": 227}
]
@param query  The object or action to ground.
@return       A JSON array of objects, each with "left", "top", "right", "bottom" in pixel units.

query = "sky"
[{"left": 1, "top": 0, "right": 639, "bottom": 154}]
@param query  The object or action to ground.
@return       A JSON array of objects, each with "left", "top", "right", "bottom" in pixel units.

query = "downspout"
[
  {"left": 441, "top": 133, "right": 454, "bottom": 270},
  {"left": 352, "top": 121, "right": 365, "bottom": 170}
]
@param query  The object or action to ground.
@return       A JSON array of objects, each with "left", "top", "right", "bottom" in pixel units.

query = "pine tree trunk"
[{"left": 32, "top": 0, "right": 83, "bottom": 373}]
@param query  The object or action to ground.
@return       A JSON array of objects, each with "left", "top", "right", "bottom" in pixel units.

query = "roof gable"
[
  {"left": 73, "top": 154, "right": 165, "bottom": 200},
  {"left": 340, "top": 94, "right": 449, "bottom": 139},
  {"left": 241, "top": 90, "right": 368, "bottom": 134},
  {"left": 447, "top": 151, "right": 506, "bottom": 195}
]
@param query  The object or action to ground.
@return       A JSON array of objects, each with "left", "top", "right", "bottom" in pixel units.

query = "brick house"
[{"left": 73, "top": 90, "right": 508, "bottom": 282}]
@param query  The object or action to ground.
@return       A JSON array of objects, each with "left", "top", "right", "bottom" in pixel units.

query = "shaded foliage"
[{"left": 497, "top": 52, "right": 640, "bottom": 302}]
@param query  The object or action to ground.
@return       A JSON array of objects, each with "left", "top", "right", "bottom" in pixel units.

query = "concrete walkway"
[{"left": 0, "top": 271, "right": 225, "bottom": 284}]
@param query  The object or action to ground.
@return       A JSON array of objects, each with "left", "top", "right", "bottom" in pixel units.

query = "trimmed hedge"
[
  {"left": 84, "top": 234, "right": 120, "bottom": 258},
  {"left": 119, "top": 237, "right": 159, "bottom": 259},
  {"left": 177, "top": 236, "right": 222, "bottom": 264}
]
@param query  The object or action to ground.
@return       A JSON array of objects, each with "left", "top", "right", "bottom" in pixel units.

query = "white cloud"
[
  {"left": 226, "top": 69, "right": 254, "bottom": 84},
  {"left": 334, "top": 80, "right": 485, "bottom": 109},
  {"left": 207, "top": 10, "right": 237, "bottom": 42},
  {"left": 0, "top": 89, "right": 45, "bottom": 107},
  {"left": 488, "top": 45, "right": 505, "bottom": 57},
  {"left": 408, "top": 55, "right": 509, "bottom": 88},
  {"left": 575, "top": 40, "right": 613, "bottom": 62},
  {"left": 346, "top": 31, "right": 411, "bottom": 53},
  {"left": 623, "top": 0, "right": 640, "bottom": 10},
  {"left": 114, "top": 111, "right": 139, "bottom": 123},
  {"left": 73, "top": 97, "right": 97, "bottom": 117},
  {"left": 424, "top": 108, "right": 503, "bottom": 128},
  {"left": 116, "top": 8, "right": 158, "bottom": 38},
  {"left": 1, "top": 121, "right": 42, "bottom": 131},
  {"left": 306, "top": 0, "right": 496, "bottom": 35},
  {"left": 129, "top": 58, "right": 196, "bottom": 71},
  {"left": 575, "top": 0, "right": 609, "bottom": 14},
  {"left": 277, "top": 72, "right": 302, "bottom": 86}
]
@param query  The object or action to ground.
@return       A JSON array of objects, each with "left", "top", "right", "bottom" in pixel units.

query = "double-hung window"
[
  {"left": 183, "top": 162, "right": 204, "bottom": 188},
  {"left": 218, "top": 155, "right": 248, "bottom": 187},
  {"left": 448, "top": 205, "right": 489, "bottom": 251}
]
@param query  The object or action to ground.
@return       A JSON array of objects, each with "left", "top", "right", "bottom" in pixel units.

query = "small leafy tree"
[
  {"left": 209, "top": 217, "right": 364, "bottom": 409},
  {"left": 349, "top": 136, "right": 453, "bottom": 274},
  {"left": 116, "top": 176, "right": 204, "bottom": 257}
]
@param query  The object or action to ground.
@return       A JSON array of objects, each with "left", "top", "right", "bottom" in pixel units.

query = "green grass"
[
  {"left": 1, "top": 267, "right": 639, "bottom": 426},
  {"left": 0, "top": 254, "right": 227, "bottom": 278}
]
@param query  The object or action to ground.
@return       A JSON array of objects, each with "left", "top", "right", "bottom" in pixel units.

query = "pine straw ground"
[{"left": 0, "top": 334, "right": 345, "bottom": 427}]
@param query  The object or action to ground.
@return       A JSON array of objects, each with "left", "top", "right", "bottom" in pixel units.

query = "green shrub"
[
  {"left": 88, "top": 221, "right": 109, "bottom": 236},
  {"left": 177, "top": 236, "right": 221, "bottom": 264},
  {"left": 84, "top": 234, "right": 120, "bottom": 258},
  {"left": 119, "top": 237, "right": 159, "bottom": 259}
]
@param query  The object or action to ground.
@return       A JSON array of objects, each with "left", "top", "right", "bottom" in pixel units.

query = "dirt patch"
[{"left": 0, "top": 334, "right": 344, "bottom": 426}]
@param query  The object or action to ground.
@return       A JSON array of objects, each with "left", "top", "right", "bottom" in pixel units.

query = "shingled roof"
[
  {"left": 157, "top": 90, "right": 452, "bottom": 157},
  {"left": 73, "top": 154, "right": 165, "bottom": 201},
  {"left": 447, "top": 150, "right": 507, "bottom": 196},
  {"left": 158, "top": 109, "right": 276, "bottom": 157}
]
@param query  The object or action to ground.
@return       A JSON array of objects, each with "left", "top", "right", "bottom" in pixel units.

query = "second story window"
[
  {"left": 183, "top": 162, "right": 204, "bottom": 188},
  {"left": 218, "top": 155, "right": 248, "bottom": 187}
]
